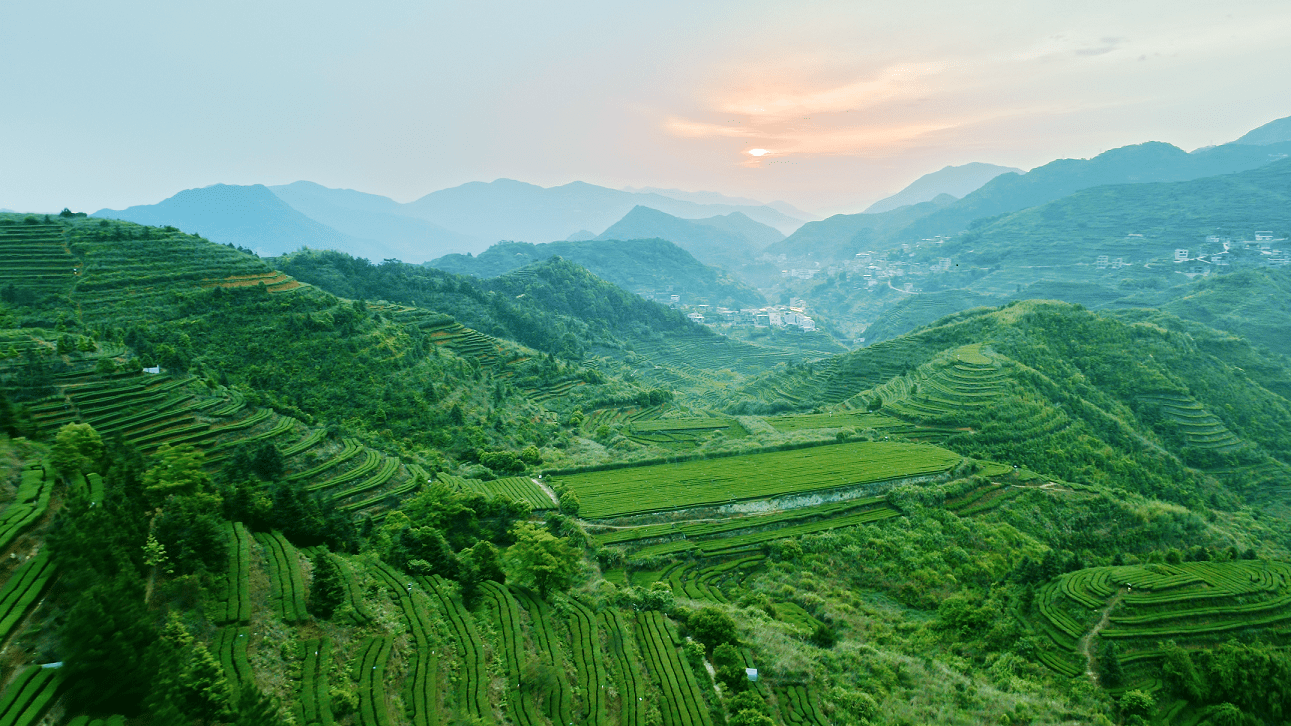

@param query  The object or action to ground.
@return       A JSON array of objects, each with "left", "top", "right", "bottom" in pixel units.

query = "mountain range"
[
  {"left": 862, "top": 162, "right": 1022, "bottom": 214},
  {"left": 93, "top": 179, "right": 807, "bottom": 263}
]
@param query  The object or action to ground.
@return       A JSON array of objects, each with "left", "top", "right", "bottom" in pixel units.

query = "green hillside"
[{"left": 4, "top": 215, "right": 1291, "bottom": 726}]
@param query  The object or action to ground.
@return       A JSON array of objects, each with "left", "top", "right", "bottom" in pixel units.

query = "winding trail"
[{"left": 1080, "top": 588, "right": 1127, "bottom": 685}]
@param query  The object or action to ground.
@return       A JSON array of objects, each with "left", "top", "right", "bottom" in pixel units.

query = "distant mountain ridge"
[
  {"left": 1231, "top": 114, "right": 1291, "bottom": 145},
  {"left": 93, "top": 184, "right": 372, "bottom": 257},
  {"left": 427, "top": 237, "right": 766, "bottom": 308},
  {"left": 93, "top": 178, "right": 807, "bottom": 263},
  {"left": 863, "top": 162, "right": 1022, "bottom": 214},
  {"left": 594, "top": 206, "right": 782, "bottom": 267},
  {"left": 775, "top": 138, "right": 1291, "bottom": 261},
  {"left": 400, "top": 178, "right": 805, "bottom": 245}
]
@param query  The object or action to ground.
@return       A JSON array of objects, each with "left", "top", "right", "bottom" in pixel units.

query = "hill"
[
  {"left": 92, "top": 184, "right": 378, "bottom": 258},
  {"left": 268, "top": 181, "right": 480, "bottom": 263},
  {"left": 401, "top": 178, "right": 805, "bottom": 246},
  {"left": 945, "top": 157, "right": 1291, "bottom": 269},
  {"left": 427, "top": 238, "right": 767, "bottom": 308},
  {"left": 1231, "top": 113, "right": 1291, "bottom": 145},
  {"left": 594, "top": 206, "right": 779, "bottom": 267},
  {"left": 761, "top": 194, "right": 957, "bottom": 261},
  {"left": 863, "top": 162, "right": 1022, "bottom": 214},
  {"left": 775, "top": 139, "right": 1291, "bottom": 262}
]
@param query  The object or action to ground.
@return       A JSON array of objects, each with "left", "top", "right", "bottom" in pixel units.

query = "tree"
[
  {"left": 1119, "top": 690, "right": 1155, "bottom": 720},
  {"left": 688, "top": 607, "right": 739, "bottom": 652},
  {"left": 1099, "top": 640, "right": 1125, "bottom": 688},
  {"left": 713, "top": 643, "right": 748, "bottom": 692},
  {"left": 143, "top": 443, "right": 211, "bottom": 505},
  {"left": 729, "top": 710, "right": 775, "bottom": 726},
  {"left": 503, "top": 522, "right": 581, "bottom": 597},
  {"left": 520, "top": 445, "right": 542, "bottom": 466},
  {"left": 182, "top": 643, "right": 233, "bottom": 726},
  {"left": 60, "top": 576, "right": 156, "bottom": 715},
  {"left": 232, "top": 683, "right": 288, "bottom": 726},
  {"left": 51, "top": 422, "right": 105, "bottom": 477},
  {"left": 308, "top": 551, "right": 344, "bottom": 619},
  {"left": 558, "top": 489, "right": 581, "bottom": 517}
]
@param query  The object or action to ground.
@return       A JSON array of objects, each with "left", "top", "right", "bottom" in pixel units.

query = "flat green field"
[{"left": 551, "top": 441, "right": 962, "bottom": 518}]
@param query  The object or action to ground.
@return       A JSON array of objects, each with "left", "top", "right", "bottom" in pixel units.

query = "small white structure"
[
  {"left": 143, "top": 366, "right": 161, "bottom": 374},
  {"left": 1174, "top": 249, "right": 1189, "bottom": 263},
  {"left": 745, "top": 668, "right": 759, "bottom": 682},
  {"left": 1096, "top": 255, "right": 1109, "bottom": 269},
  {"left": 686, "top": 312, "right": 705, "bottom": 324}
]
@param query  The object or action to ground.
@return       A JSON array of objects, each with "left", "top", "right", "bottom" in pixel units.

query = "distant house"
[
  {"left": 143, "top": 366, "right": 161, "bottom": 374},
  {"left": 1174, "top": 249, "right": 1189, "bottom": 263},
  {"left": 1096, "top": 255, "right": 1109, "bottom": 269},
  {"left": 1255, "top": 231, "right": 1274, "bottom": 241},
  {"left": 686, "top": 312, "right": 705, "bottom": 324},
  {"left": 754, "top": 313, "right": 770, "bottom": 327},
  {"left": 669, "top": 294, "right": 680, "bottom": 305}
]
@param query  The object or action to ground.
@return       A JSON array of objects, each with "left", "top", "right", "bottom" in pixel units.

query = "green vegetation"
[
  {"left": 551, "top": 441, "right": 961, "bottom": 518},
  {"left": 4, "top": 212, "right": 1291, "bottom": 725}
]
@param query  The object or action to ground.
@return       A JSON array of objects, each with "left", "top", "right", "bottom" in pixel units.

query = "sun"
[{"left": 747, "top": 148, "right": 769, "bottom": 157}]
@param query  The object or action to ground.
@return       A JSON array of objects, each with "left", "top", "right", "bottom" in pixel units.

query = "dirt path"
[
  {"left": 531, "top": 478, "right": 560, "bottom": 508},
  {"left": 1080, "top": 589, "right": 1126, "bottom": 685}
]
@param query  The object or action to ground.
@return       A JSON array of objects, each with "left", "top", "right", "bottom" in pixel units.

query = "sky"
[{"left": 2, "top": 0, "right": 1290, "bottom": 216}]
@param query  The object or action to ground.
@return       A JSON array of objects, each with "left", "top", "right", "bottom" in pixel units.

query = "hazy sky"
[{"left": 3, "top": 0, "right": 1290, "bottom": 216}]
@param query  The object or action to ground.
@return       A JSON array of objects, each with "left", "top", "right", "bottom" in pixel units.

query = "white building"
[{"left": 1174, "top": 249, "right": 1189, "bottom": 263}]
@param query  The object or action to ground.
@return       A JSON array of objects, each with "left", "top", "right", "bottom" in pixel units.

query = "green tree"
[
  {"left": 181, "top": 642, "right": 233, "bottom": 726},
  {"left": 143, "top": 443, "right": 211, "bottom": 505},
  {"left": 232, "top": 682, "right": 289, "bottom": 726},
  {"left": 51, "top": 422, "right": 105, "bottom": 477},
  {"left": 308, "top": 551, "right": 344, "bottom": 619},
  {"left": 729, "top": 710, "right": 775, "bottom": 726},
  {"left": 713, "top": 643, "right": 747, "bottom": 692},
  {"left": 688, "top": 607, "right": 740, "bottom": 652},
  {"left": 520, "top": 445, "right": 542, "bottom": 465},
  {"left": 59, "top": 576, "right": 156, "bottom": 714},
  {"left": 1119, "top": 690, "right": 1155, "bottom": 720},
  {"left": 558, "top": 489, "right": 581, "bottom": 517},
  {"left": 1099, "top": 640, "right": 1125, "bottom": 688},
  {"left": 503, "top": 521, "right": 581, "bottom": 597}
]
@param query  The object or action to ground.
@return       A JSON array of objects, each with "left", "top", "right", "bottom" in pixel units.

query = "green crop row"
[
  {"left": 296, "top": 638, "right": 334, "bottom": 726},
  {"left": 65, "top": 715, "right": 126, "bottom": 726},
  {"left": 0, "top": 665, "right": 63, "bottom": 726},
  {"left": 0, "top": 552, "right": 55, "bottom": 644},
  {"left": 371, "top": 565, "right": 442, "bottom": 726},
  {"left": 0, "top": 464, "right": 52, "bottom": 551},
  {"left": 212, "top": 407, "right": 272, "bottom": 433},
  {"left": 482, "top": 581, "right": 541, "bottom": 726},
  {"left": 281, "top": 428, "right": 327, "bottom": 457},
  {"left": 569, "top": 601, "right": 609, "bottom": 726},
  {"left": 285, "top": 439, "right": 363, "bottom": 482},
  {"left": 553, "top": 441, "right": 962, "bottom": 519},
  {"left": 421, "top": 575, "right": 491, "bottom": 720},
  {"left": 515, "top": 589, "right": 576, "bottom": 725},
  {"left": 328, "top": 457, "right": 400, "bottom": 502},
  {"left": 774, "top": 685, "right": 831, "bottom": 726},
  {"left": 215, "top": 626, "right": 253, "bottom": 689},
  {"left": 256, "top": 531, "right": 308, "bottom": 623},
  {"left": 355, "top": 636, "right": 394, "bottom": 726},
  {"left": 213, "top": 415, "right": 296, "bottom": 452},
  {"left": 634, "top": 611, "right": 713, "bottom": 726},
  {"left": 336, "top": 477, "right": 421, "bottom": 513},
  {"left": 305, "top": 450, "right": 381, "bottom": 492},
  {"left": 601, "top": 610, "right": 646, "bottom": 726},
  {"left": 221, "top": 522, "right": 253, "bottom": 623},
  {"left": 443, "top": 474, "right": 553, "bottom": 510}
]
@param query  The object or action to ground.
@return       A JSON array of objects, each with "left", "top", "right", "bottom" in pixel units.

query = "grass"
[{"left": 550, "top": 441, "right": 962, "bottom": 519}]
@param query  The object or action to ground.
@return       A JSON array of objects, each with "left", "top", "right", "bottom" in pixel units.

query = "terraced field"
[
  {"left": 550, "top": 441, "right": 962, "bottom": 519},
  {"left": 1031, "top": 560, "right": 1291, "bottom": 678},
  {"left": 1138, "top": 393, "right": 1243, "bottom": 452},
  {"left": 625, "top": 417, "right": 747, "bottom": 450},
  {"left": 0, "top": 222, "right": 75, "bottom": 295},
  {"left": 0, "top": 463, "right": 53, "bottom": 551},
  {"left": 595, "top": 497, "right": 898, "bottom": 560},
  {"left": 0, "top": 664, "right": 64, "bottom": 726},
  {"left": 437, "top": 474, "right": 554, "bottom": 510}
]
